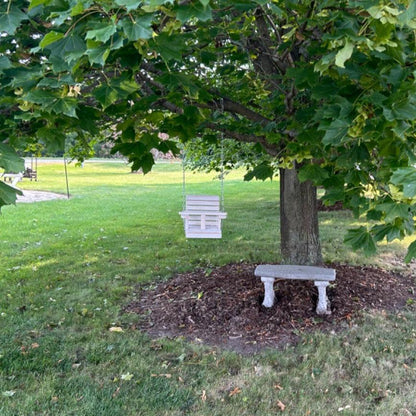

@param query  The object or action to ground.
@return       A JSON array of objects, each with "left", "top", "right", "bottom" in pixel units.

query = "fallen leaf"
[
  {"left": 201, "top": 390, "right": 207, "bottom": 402},
  {"left": 229, "top": 387, "right": 241, "bottom": 397},
  {"left": 121, "top": 372, "right": 134, "bottom": 381},
  {"left": 277, "top": 400, "right": 286, "bottom": 411},
  {"left": 109, "top": 326, "right": 123, "bottom": 333},
  {"left": 112, "top": 387, "right": 121, "bottom": 398},
  {"left": 338, "top": 405, "right": 351, "bottom": 412},
  {"left": 274, "top": 384, "right": 283, "bottom": 390},
  {"left": 2, "top": 391, "right": 16, "bottom": 397},
  {"left": 31, "top": 343, "right": 40, "bottom": 349}
]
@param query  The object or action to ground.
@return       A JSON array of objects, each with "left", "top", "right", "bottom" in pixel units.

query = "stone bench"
[
  {"left": 254, "top": 264, "right": 336, "bottom": 315},
  {"left": 2, "top": 172, "right": 23, "bottom": 188}
]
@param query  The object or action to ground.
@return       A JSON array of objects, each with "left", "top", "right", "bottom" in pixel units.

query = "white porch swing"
[{"left": 179, "top": 137, "right": 227, "bottom": 239}]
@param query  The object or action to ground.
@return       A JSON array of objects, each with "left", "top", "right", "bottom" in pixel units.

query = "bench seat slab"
[
  {"left": 255, "top": 264, "right": 335, "bottom": 281},
  {"left": 256, "top": 265, "right": 335, "bottom": 315}
]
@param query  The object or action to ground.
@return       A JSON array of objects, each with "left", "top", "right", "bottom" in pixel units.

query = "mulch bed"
[{"left": 124, "top": 263, "right": 416, "bottom": 353}]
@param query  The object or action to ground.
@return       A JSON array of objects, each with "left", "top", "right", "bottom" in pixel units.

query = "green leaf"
[
  {"left": 298, "top": 164, "right": 329, "bottom": 185},
  {"left": 115, "top": 0, "right": 142, "bottom": 11},
  {"left": 286, "top": 66, "right": 318, "bottom": 88},
  {"left": 23, "top": 89, "right": 56, "bottom": 106},
  {"left": 157, "top": 140, "right": 179, "bottom": 155},
  {"left": 40, "top": 31, "right": 65, "bottom": 49},
  {"left": 0, "top": 56, "right": 12, "bottom": 73},
  {"left": 376, "top": 202, "right": 410, "bottom": 222},
  {"left": 29, "top": 0, "right": 50, "bottom": 10},
  {"left": 0, "top": 7, "right": 28, "bottom": 35},
  {"left": 315, "top": 51, "right": 336, "bottom": 74},
  {"left": 93, "top": 76, "right": 138, "bottom": 108},
  {"left": 366, "top": 209, "right": 383, "bottom": 221},
  {"left": 176, "top": 3, "right": 212, "bottom": 23},
  {"left": 46, "top": 35, "right": 86, "bottom": 63},
  {"left": 392, "top": 120, "right": 410, "bottom": 138},
  {"left": 36, "top": 127, "right": 66, "bottom": 152},
  {"left": 0, "top": 144, "right": 25, "bottom": 173},
  {"left": 48, "top": 97, "right": 78, "bottom": 118},
  {"left": 76, "top": 105, "right": 100, "bottom": 135},
  {"left": 158, "top": 72, "right": 199, "bottom": 97},
  {"left": 344, "top": 226, "right": 377, "bottom": 255},
  {"left": 70, "top": 1, "right": 86, "bottom": 16},
  {"left": 86, "top": 23, "right": 117, "bottom": 43},
  {"left": 0, "top": 181, "right": 22, "bottom": 210},
  {"left": 112, "top": 141, "right": 155, "bottom": 173},
  {"left": 136, "top": 152, "right": 155, "bottom": 174},
  {"left": 121, "top": 15, "right": 154, "bottom": 41},
  {"left": 244, "top": 162, "right": 274, "bottom": 181},
  {"left": 86, "top": 43, "right": 110, "bottom": 66},
  {"left": 37, "top": 78, "right": 64, "bottom": 89},
  {"left": 153, "top": 32, "right": 186, "bottom": 62},
  {"left": 372, "top": 223, "right": 402, "bottom": 242},
  {"left": 24, "top": 90, "right": 78, "bottom": 117},
  {"left": 398, "top": 1, "right": 416, "bottom": 28},
  {"left": 335, "top": 40, "right": 354, "bottom": 68},
  {"left": 321, "top": 119, "right": 350, "bottom": 145},
  {"left": 404, "top": 240, "right": 416, "bottom": 263},
  {"left": 390, "top": 167, "right": 416, "bottom": 197},
  {"left": 94, "top": 84, "right": 120, "bottom": 108},
  {"left": 392, "top": 99, "right": 416, "bottom": 120}
]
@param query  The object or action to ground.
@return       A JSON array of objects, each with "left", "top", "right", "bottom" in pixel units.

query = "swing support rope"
[
  {"left": 181, "top": 136, "right": 225, "bottom": 212},
  {"left": 219, "top": 97, "right": 225, "bottom": 211},
  {"left": 181, "top": 98, "right": 226, "bottom": 211},
  {"left": 182, "top": 153, "right": 186, "bottom": 212},
  {"left": 219, "top": 131, "right": 225, "bottom": 211}
]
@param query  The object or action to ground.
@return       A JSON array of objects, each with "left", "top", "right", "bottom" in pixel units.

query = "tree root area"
[{"left": 124, "top": 263, "right": 416, "bottom": 353}]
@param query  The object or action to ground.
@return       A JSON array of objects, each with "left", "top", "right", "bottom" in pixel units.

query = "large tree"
[{"left": 2, "top": 0, "right": 416, "bottom": 264}]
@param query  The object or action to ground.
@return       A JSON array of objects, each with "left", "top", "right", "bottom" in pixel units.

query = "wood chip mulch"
[{"left": 124, "top": 263, "right": 416, "bottom": 353}]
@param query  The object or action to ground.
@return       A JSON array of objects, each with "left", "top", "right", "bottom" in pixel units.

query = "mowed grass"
[{"left": 0, "top": 160, "right": 415, "bottom": 416}]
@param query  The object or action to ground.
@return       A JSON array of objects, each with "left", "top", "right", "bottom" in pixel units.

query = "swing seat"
[{"left": 179, "top": 195, "right": 227, "bottom": 239}]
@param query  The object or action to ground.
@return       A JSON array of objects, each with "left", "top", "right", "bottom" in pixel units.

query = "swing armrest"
[{"left": 179, "top": 210, "right": 227, "bottom": 219}]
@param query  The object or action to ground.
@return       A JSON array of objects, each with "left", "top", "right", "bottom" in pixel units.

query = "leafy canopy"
[{"left": 2, "top": 0, "right": 416, "bottom": 260}]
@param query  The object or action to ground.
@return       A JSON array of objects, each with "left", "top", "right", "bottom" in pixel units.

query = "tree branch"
[
  {"left": 195, "top": 95, "right": 274, "bottom": 126},
  {"left": 203, "top": 121, "right": 280, "bottom": 157}
]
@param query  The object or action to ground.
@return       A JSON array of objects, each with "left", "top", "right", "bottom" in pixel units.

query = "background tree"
[{"left": 2, "top": 0, "right": 416, "bottom": 264}]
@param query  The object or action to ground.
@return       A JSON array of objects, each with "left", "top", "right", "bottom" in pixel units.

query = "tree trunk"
[{"left": 279, "top": 166, "right": 322, "bottom": 265}]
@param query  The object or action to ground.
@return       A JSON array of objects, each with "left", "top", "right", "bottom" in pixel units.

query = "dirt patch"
[
  {"left": 125, "top": 263, "right": 416, "bottom": 353},
  {"left": 17, "top": 190, "right": 68, "bottom": 203}
]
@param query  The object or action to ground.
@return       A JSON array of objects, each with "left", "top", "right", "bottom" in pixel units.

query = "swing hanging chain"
[
  {"left": 182, "top": 151, "right": 187, "bottom": 212},
  {"left": 181, "top": 97, "right": 226, "bottom": 211},
  {"left": 220, "top": 98, "right": 225, "bottom": 212}
]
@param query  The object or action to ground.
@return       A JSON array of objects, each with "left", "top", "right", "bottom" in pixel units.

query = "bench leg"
[
  {"left": 314, "top": 281, "right": 331, "bottom": 315},
  {"left": 261, "top": 277, "right": 275, "bottom": 307}
]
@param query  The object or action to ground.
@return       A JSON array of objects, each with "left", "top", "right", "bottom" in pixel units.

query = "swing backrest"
[{"left": 179, "top": 195, "right": 227, "bottom": 238}]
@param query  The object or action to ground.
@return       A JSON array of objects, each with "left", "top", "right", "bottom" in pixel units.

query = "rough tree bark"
[{"left": 279, "top": 166, "right": 322, "bottom": 265}]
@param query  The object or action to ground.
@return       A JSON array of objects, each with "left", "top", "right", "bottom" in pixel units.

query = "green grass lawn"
[{"left": 0, "top": 160, "right": 415, "bottom": 415}]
